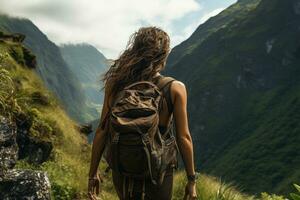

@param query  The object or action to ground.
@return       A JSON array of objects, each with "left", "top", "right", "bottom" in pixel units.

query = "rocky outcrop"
[
  {"left": 0, "top": 116, "right": 51, "bottom": 199},
  {"left": 0, "top": 169, "right": 51, "bottom": 200},
  {"left": 0, "top": 116, "right": 18, "bottom": 169},
  {"left": 0, "top": 31, "right": 25, "bottom": 43},
  {"left": 0, "top": 32, "right": 37, "bottom": 69},
  {"left": 15, "top": 111, "right": 53, "bottom": 165},
  {"left": 78, "top": 123, "right": 93, "bottom": 136}
]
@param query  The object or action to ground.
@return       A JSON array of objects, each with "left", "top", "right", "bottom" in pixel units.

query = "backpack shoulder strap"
[
  {"left": 155, "top": 75, "right": 174, "bottom": 89},
  {"left": 154, "top": 75, "right": 176, "bottom": 113}
]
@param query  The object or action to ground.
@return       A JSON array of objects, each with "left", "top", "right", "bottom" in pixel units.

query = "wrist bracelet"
[
  {"left": 187, "top": 172, "right": 200, "bottom": 182},
  {"left": 187, "top": 175, "right": 196, "bottom": 182}
]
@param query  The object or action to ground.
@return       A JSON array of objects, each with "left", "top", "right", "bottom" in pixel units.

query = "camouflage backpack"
[{"left": 103, "top": 74, "right": 178, "bottom": 185}]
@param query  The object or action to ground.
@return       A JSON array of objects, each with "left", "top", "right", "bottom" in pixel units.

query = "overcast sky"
[{"left": 0, "top": 0, "right": 236, "bottom": 58}]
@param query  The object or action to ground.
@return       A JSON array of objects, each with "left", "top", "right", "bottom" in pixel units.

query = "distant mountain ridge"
[
  {"left": 60, "top": 43, "right": 108, "bottom": 119},
  {"left": 0, "top": 14, "right": 89, "bottom": 123},
  {"left": 165, "top": 0, "right": 300, "bottom": 195}
]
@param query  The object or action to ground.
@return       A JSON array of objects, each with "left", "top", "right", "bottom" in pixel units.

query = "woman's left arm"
[
  {"left": 88, "top": 87, "right": 111, "bottom": 198},
  {"left": 88, "top": 86, "right": 111, "bottom": 178}
]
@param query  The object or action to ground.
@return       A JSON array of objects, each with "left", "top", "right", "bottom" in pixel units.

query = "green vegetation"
[
  {"left": 0, "top": 67, "right": 15, "bottom": 117},
  {"left": 167, "top": 0, "right": 261, "bottom": 67},
  {"left": 1, "top": 0, "right": 299, "bottom": 198},
  {"left": 166, "top": 0, "right": 300, "bottom": 195},
  {"left": 172, "top": 171, "right": 254, "bottom": 200},
  {"left": 290, "top": 184, "right": 300, "bottom": 200},
  {"left": 85, "top": 169, "right": 296, "bottom": 200},
  {"left": 0, "top": 14, "right": 91, "bottom": 123},
  {"left": 0, "top": 38, "right": 92, "bottom": 199},
  {"left": 1, "top": 30, "right": 298, "bottom": 200}
]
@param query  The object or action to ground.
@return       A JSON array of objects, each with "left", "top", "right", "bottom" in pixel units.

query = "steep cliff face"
[
  {"left": 60, "top": 43, "right": 108, "bottom": 120},
  {"left": 165, "top": 0, "right": 300, "bottom": 194},
  {"left": 0, "top": 14, "right": 88, "bottom": 123},
  {"left": 0, "top": 116, "right": 51, "bottom": 199}
]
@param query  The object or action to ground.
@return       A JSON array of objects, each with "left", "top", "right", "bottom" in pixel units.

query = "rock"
[
  {"left": 22, "top": 46, "right": 37, "bottom": 69},
  {"left": 26, "top": 140, "right": 53, "bottom": 164},
  {"left": 0, "top": 144, "right": 18, "bottom": 170},
  {"left": 14, "top": 111, "right": 32, "bottom": 160},
  {"left": 0, "top": 116, "right": 18, "bottom": 169},
  {"left": 0, "top": 32, "right": 25, "bottom": 43},
  {"left": 78, "top": 123, "right": 93, "bottom": 135},
  {"left": 0, "top": 116, "right": 16, "bottom": 146},
  {"left": 0, "top": 169, "right": 51, "bottom": 200},
  {"left": 16, "top": 130, "right": 53, "bottom": 165},
  {"left": 14, "top": 111, "right": 53, "bottom": 164},
  {"left": 0, "top": 116, "right": 51, "bottom": 198}
]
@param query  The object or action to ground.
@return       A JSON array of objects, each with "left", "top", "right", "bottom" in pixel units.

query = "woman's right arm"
[
  {"left": 171, "top": 81, "right": 195, "bottom": 177},
  {"left": 171, "top": 81, "right": 197, "bottom": 199}
]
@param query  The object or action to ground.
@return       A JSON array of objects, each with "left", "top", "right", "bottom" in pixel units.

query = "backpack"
[{"left": 103, "top": 75, "right": 178, "bottom": 186}]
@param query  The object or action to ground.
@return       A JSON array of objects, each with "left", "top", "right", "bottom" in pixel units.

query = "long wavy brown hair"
[{"left": 101, "top": 26, "right": 171, "bottom": 97}]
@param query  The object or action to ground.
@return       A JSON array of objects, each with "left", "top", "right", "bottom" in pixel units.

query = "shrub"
[
  {"left": 0, "top": 68, "right": 16, "bottom": 117},
  {"left": 51, "top": 182, "right": 77, "bottom": 200},
  {"left": 260, "top": 192, "right": 286, "bottom": 200},
  {"left": 30, "top": 91, "right": 51, "bottom": 106},
  {"left": 290, "top": 184, "right": 300, "bottom": 200}
]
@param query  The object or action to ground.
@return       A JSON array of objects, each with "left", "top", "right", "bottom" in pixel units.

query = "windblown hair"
[{"left": 101, "top": 26, "right": 171, "bottom": 97}]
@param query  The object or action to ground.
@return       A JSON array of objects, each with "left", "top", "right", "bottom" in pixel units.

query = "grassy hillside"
[
  {"left": 0, "top": 34, "right": 92, "bottom": 199},
  {"left": 0, "top": 14, "right": 91, "bottom": 123},
  {"left": 165, "top": 0, "right": 300, "bottom": 195}
]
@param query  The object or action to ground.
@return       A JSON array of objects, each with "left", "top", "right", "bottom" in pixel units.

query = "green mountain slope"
[
  {"left": 165, "top": 0, "right": 300, "bottom": 195},
  {"left": 0, "top": 14, "right": 89, "bottom": 123},
  {"left": 60, "top": 43, "right": 108, "bottom": 119},
  {"left": 167, "top": 0, "right": 261, "bottom": 68}
]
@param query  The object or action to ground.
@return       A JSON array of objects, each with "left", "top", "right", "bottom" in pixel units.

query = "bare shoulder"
[
  {"left": 172, "top": 80, "right": 185, "bottom": 88},
  {"left": 171, "top": 80, "right": 186, "bottom": 93},
  {"left": 170, "top": 80, "right": 187, "bottom": 102}
]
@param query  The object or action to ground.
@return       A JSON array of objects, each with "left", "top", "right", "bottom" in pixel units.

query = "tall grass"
[
  {"left": 172, "top": 171, "right": 255, "bottom": 200},
  {"left": 0, "top": 68, "right": 15, "bottom": 116}
]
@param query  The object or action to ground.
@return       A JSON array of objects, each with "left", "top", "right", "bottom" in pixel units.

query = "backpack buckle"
[{"left": 112, "top": 132, "right": 120, "bottom": 143}]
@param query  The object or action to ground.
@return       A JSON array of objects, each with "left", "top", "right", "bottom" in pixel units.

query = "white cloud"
[{"left": 0, "top": 0, "right": 201, "bottom": 58}]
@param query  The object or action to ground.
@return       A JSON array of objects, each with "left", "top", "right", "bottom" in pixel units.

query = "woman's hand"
[
  {"left": 88, "top": 173, "right": 102, "bottom": 200},
  {"left": 183, "top": 181, "right": 197, "bottom": 200}
]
